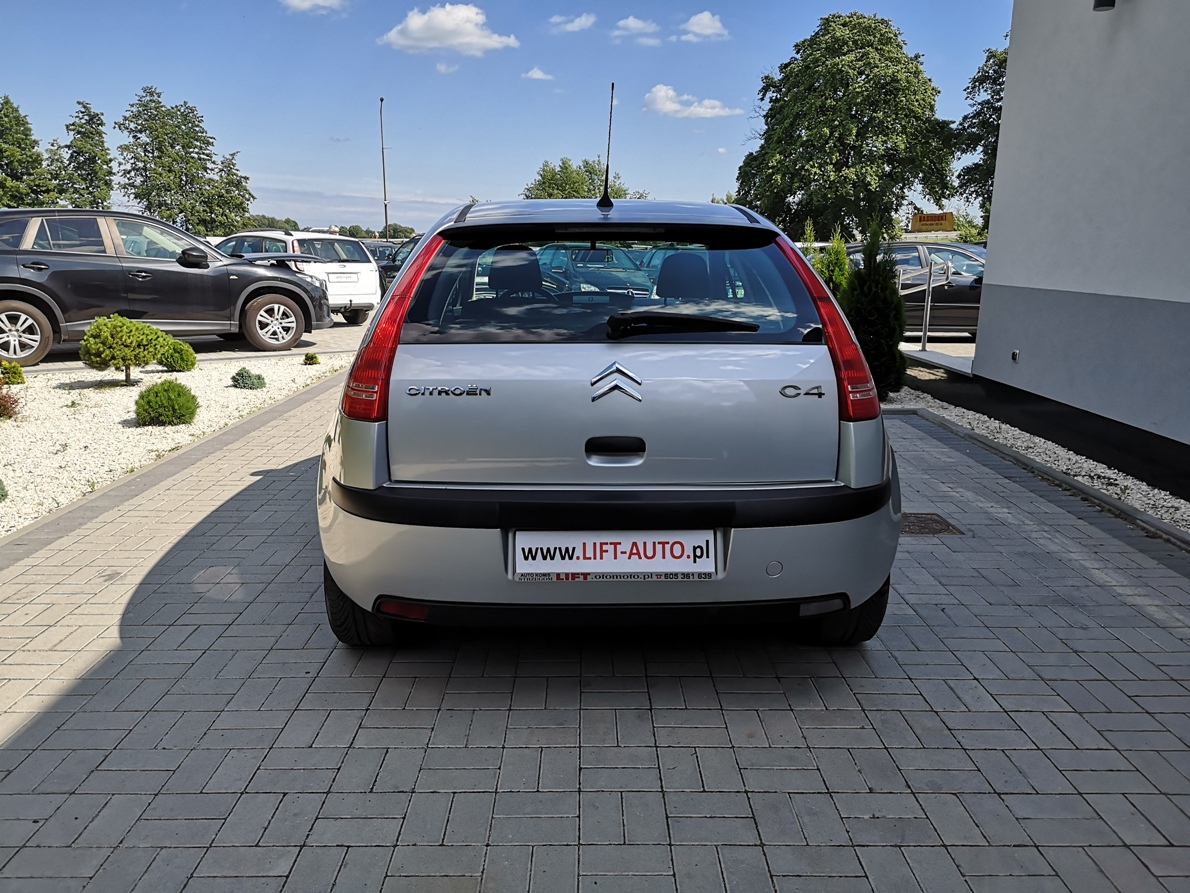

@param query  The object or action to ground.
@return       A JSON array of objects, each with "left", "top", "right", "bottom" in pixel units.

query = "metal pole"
[
  {"left": 919, "top": 263, "right": 934, "bottom": 351},
  {"left": 379, "top": 97, "right": 390, "bottom": 240}
]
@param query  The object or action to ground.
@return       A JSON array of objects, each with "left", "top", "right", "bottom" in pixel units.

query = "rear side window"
[
  {"left": 31, "top": 217, "right": 107, "bottom": 254},
  {"left": 296, "top": 239, "right": 371, "bottom": 263},
  {"left": 400, "top": 237, "right": 821, "bottom": 344},
  {"left": 0, "top": 217, "right": 31, "bottom": 249}
]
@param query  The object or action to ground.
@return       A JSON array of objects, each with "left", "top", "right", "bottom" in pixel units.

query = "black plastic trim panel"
[
  {"left": 370, "top": 593, "right": 853, "bottom": 627},
  {"left": 331, "top": 478, "right": 892, "bottom": 530}
]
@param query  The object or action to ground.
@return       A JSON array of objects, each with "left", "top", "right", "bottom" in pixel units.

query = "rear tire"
[
  {"left": 323, "top": 562, "right": 398, "bottom": 646},
  {"left": 342, "top": 309, "right": 370, "bottom": 326},
  {"left": 798, "top": 577, "right": 889, "bottom": 647},
  {"left": 243, "top": 294, "right": 303, "bottom": 351},
  {"left": 0, "top": 300, "right": 53, "bottom": 366}
]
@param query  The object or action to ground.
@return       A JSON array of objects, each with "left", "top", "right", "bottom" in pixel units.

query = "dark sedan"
[{"left": 847, "top": 241, "right": 985, "bottom": 334}]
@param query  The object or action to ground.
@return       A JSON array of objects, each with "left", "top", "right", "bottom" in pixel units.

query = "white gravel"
[
  {"left": 0, "top": 353, "right": 353, "bottom": 537},
  {"left": 886, "top": 382, "right": 1190, "bottom": 536},
  {"left": 3, "top": 355, "right": 1187, "bottom": 542}
]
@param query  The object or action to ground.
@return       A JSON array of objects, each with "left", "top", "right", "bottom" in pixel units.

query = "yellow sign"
[{"left": 910, "top": 212, "right": 955, "bottom": 233}]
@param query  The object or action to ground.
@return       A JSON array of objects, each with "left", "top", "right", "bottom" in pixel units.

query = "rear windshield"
[
  {"left": 295, "top": 238, "right": 371, "bottom": 263},
  {"left": 399, "top": 237, "right": 821, "bottom": 344}
]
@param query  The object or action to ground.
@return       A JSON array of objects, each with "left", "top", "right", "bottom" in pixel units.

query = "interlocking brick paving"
[{"left": 0, "top": 381, "right": 1188, "bottom": 892}]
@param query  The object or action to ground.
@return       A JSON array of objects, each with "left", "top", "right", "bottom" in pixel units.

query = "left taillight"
[
  {"left": 340, "top": 234, "right": 443, "bottom": 422},
  {"left": 777, "top": 238, "right": 881, "bottom": 423}
]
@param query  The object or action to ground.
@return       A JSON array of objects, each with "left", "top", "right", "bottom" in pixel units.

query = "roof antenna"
[{"left": 597, "top": 83, "right": 615, "bottom": 212}]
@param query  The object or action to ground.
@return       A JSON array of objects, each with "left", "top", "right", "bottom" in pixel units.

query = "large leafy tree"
[
  {"left": 955, "top": 40, "right": 1008, "bottom": 228},
  {"left": 115, "top": 86, "right": 254, "bottom": 236},
  {"left": 0, "top": 95, "right": 56, "bottom": 207},
  {"left": 736, "top": 13, "right": 953, "bottom": 238},
  {"left": 46, "top": 100, "right": 113, "bottom": 209},
  {"left": 522, "top": 157, "right": 647, "bottom": 200}
]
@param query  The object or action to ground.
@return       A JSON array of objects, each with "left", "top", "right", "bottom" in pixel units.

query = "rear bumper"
[
  {"left": 318, "top": 480, "right": 900, "bottom": 615},
  {"left": 329, "top": 478, "right": 893, "bottom": 530}
]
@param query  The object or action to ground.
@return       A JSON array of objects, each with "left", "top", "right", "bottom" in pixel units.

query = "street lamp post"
[{"left": 379, "top": 97, "right": 390, "bottom": 239}]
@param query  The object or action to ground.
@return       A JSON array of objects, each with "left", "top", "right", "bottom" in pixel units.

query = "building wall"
[{"left": 974, "top": 0, "right": 1190, "bottom": 443}]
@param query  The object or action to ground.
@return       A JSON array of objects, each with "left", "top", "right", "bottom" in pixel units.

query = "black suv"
[{"left": 0, "top": 209, "right": 333, "bottom": 366}]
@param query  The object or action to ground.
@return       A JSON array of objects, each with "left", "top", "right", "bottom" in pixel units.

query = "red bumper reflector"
[{"left": 377, "top": 601, "right": 429, "bottom": 621}]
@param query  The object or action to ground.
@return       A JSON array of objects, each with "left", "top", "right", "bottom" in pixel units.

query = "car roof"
[
  {"left": 225, "top": 230, "right": 363, "bottom": 241},
  {"left": 430, "top": 199, "right": 780, "bottom": 245},
  {"left": 0, "top": 207, "right": 187, "bottom": 229}
]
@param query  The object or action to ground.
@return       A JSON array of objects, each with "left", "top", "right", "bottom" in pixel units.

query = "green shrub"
[
  {"left": 0, "top": 383, "right": 19, "bottom": 420},
  {"left": 819, "top": 226, "right": 852, "bottom": 306},
  {"left": 0, "top": 478, "right": 7, "bottom": 502},
  {"left": 302, "top": 352, "right": 320, "bottom": 366},
  {"left": 840, "top": 224, "right": 905, "bottom": 400},
  {"left": 80, "top": 315, "right": 170, "bottom": 385},
  {"left": 158, "top": 339, "right": 197, "bottom": 372},
  {"left": 135, "top": 379, "right": 198, "bottom": 426},
  {"left": 0, "top": 360, "right": 25, "bottom": 385},
  {"left": 231, "top": 367, "right": 266, "bottom": 390}
]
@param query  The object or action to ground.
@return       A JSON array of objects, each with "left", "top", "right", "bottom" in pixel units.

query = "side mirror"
[{"left": 179, "top": 247, "right": 209, "bottom": 268}]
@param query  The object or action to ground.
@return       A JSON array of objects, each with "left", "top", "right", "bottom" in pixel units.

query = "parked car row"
[
  {"left": 215, "top": 229, "right": 383, "bottom": 326},
  {"left": 0, "top": 209, "right": 334, "bottom": 366},
  {"left": 845, "top": 241, "right": 986, "bottom": 334}
]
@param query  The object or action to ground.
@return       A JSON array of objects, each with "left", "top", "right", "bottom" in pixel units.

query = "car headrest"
[
  {"left": 488, "top": 246, "right": 543, "bottom": 295},
  {"left": 655, "top": 252, "right": 711, "bottom": 301}
]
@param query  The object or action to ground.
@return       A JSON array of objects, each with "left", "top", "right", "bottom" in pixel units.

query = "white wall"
[{"left": 974, "top": 0, "right": 1190, "bottom": 443}]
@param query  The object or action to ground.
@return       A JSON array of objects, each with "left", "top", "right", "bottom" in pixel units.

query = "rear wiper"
[{"left": 606, "top": 310, "right": 760, "bottom": 340}]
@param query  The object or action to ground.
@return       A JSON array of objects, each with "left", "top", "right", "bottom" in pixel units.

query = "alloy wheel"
[
  {"left": 255, "top": 303, "right": 298, "bottom": 345},
  {"left": 0, "top": 310, "right": 42, "bottom": 360}
]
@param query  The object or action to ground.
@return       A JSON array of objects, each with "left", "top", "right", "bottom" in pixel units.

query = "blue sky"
[{"left": 5, "top": 1, "right": 1012, "bottom": 232}]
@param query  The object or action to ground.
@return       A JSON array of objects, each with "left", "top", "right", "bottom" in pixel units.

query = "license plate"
[
  {"left": 328, "top": 272, "right": 358, "bottom": 283},
  {"left": 514, "top": 530, "right": 717, "bottom": 582}
]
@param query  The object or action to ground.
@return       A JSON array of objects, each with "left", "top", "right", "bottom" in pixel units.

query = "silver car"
[{"left": 317, "top": 199, "right": 900, "bottom": 647}]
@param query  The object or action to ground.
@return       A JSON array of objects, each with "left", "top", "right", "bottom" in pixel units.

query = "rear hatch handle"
[{"left": 585, "top": 436, "right": 646, "bottom": 467}]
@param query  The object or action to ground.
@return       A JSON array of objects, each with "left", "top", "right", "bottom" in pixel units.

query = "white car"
[
  {"left": 215, "top": 229, "right": 382, "bottom": 325},
  {"left": 316, "top": 199, "right": 901, "bottom": 648}
]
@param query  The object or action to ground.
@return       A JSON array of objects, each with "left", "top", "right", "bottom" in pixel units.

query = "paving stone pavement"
[{"left": 1, "top": 381, "right": 1189, "bottom": 892}]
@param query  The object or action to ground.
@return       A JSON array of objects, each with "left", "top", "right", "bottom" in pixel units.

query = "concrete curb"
[
  {"left": 903, "top": 406, "right": 1190, "bottom": 553},
  {"left": 0, "top": 369, "right": 348, "bottom": 565}
]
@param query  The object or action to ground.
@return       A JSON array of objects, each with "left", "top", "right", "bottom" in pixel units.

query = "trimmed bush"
[
  {"left": 840, "top": 225, "right": 905, "bottom": 400},
  {"left": 231, "top": 367, "right": 266, "bottom": 390},
  {"left": 0, "top": 478, "right": 7, "bottom": 502},
  {"left": 819, "top": 226, "right": 852, "bottom": 307},
  {"left": 0, "top": 360, "right": 25, "bottom": 385},
  {"left": 135, "top": 379, "right": 198, "bottom": 427},
  {"left": 302, "top": 352, "right": 320, "bottom": 366},
  {"left": 0, "top": 383, "right": 19, "bottom": 420},
  {"left": 80, "top": 315, "right": 170, "bottom": 385},
  {"left": 158, "top": 339, "right": 197, "bottom": 373}
]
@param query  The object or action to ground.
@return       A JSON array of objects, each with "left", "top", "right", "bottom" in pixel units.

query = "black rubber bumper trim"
[
  {"left": 330, "top": 477, "right": 892, "bottom": 530},
  {"left": 371, "top": 594, "right": 853, "bottom": 628}
]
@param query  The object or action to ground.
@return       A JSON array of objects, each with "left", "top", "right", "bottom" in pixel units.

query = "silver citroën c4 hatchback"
[{"left": 317, "top": 199, "right": 901, "bottom": 647}]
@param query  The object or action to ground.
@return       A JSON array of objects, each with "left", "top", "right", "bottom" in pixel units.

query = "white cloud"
[
  {"left": 436, "top": 61, "right": 458, "bottom": 74},
  {"left": 549, "top": 13, "right": 595, "bottom": 32},
  {"left": 613, "top": 15, "right": 660, "bottom": 45},
  {"left": 523, "top": 66, "right": 554, "bottom": 80},
  {"left": 380, "top": 4, "right": 519, "bottom": 57},
  {"left": 716, "top": 147, "right": 727, "bottom": 154},
  {"left": 280, "top": 0, "right": 345, "bottom": 12},
  {"left": 678, "top": 11, "right": 729, "bottom": 42},
  {"left": 643, "top": 84, "right": 743, "bottom": 119}
]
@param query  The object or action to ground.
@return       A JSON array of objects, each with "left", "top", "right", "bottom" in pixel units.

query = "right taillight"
[
  {"left": 777, "top": 238, "right": 881, "bottom": 422},
  {"left": 340, "top": 234, "right": 443, "bottom": 422}
]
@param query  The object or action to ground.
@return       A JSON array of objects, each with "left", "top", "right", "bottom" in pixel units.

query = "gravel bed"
[
  {"left": 0, "top": 353, "right": 353, "bottom": 537},
  {"left": 886, "top": 385, "right": 1190, "bottom": 536}
]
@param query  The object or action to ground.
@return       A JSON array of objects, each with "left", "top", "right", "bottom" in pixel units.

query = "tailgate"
[{"left": 387, "top": 343, "right": 839, "bottom": 486}]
